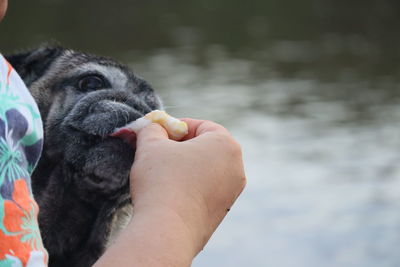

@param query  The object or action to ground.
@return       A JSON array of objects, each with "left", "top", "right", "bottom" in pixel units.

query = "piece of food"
[
  {"left": 113, "top": 110, "right": 188, "bottom": 141},
  {"left": 144, "top": 110, "right": 189, "bottom": 140}
]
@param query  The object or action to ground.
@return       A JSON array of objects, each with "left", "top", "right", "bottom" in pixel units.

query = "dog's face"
[
  {"left": 7, "top": 46, "right": 162, "bottom": 265},
  {"left": 11, "top": 47, "right": 161, "bottom": 200}
]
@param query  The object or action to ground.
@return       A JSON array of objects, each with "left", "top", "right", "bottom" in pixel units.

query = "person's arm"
[{"left": 94, "top": 119, "right": 246, "bottom": 267}]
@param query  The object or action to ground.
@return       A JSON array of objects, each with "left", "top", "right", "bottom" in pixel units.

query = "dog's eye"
[{"left": 78, "top": 76, "right": 105, "bottom": 91}]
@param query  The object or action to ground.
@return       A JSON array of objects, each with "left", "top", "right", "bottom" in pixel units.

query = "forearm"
[{"left": 93, "top": 207, "right": 198, "bottom": 267}]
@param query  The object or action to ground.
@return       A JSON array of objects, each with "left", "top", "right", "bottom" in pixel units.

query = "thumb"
[{"left": 136, "top": 123, "right": 169, "bottom": 146}]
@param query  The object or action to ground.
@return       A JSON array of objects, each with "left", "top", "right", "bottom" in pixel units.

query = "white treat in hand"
[
  {"left": 144, "top": 110, "right": 188, "bottom": 140},
  {"left": 114, "top": 110, "right": 188, "bottom": 141}
]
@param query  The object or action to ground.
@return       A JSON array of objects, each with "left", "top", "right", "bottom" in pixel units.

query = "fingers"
[
  {"left": 136, "top": 117, "right": 229, "bottom": 144},
  {"left": 180, "top": 118, "right": 229, "bottom": 141},
  {"left": 136, "top": 123, "right": 169, "bottom": 145}
]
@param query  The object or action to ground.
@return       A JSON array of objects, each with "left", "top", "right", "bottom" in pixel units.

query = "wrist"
[
  {"left": 131, "top": 207, "right": 198, "bottom": 266},
  {"left": 132, "top": 186, "right": 211, "bottom": 253},
  {"left": 95, "top": 202, "right": 201, "bottom": 267}
]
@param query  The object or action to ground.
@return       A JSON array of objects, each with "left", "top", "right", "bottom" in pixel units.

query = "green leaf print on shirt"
[{"left": 0, "top": 131, "right": 29, "bottom": 186}]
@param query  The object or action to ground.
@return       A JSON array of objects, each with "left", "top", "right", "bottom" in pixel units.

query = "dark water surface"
[{"left": 2, "top": 1, "right": 400, "bottom": 266}]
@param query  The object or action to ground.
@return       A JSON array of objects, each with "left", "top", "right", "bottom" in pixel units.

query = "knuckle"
[
  {"left": 240, "top": 174, "right": 247, "bottom": 190},
  {"left": 199, "top": 120, "right": 227, "bottom": 135},
  {"left": 225, "top": 136, "right": 242, "bottom": 157},
  {"left": 232, "top": 140, "right": 243, "bottom": 156},
  {"left": 213, "top": 133, "right": 242, "bottom": 157}
]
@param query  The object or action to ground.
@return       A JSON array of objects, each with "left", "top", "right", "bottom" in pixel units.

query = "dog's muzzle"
[{"left": 64, "top": 90, "right": 154, "bottom": 137}]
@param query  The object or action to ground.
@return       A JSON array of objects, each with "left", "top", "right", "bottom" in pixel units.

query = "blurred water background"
[{"left": 2, "top": 1, "right": 400, "bottom": 266}]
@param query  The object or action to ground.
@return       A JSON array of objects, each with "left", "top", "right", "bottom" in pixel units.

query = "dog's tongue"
[
  {"left": 110, "top": 117, "right": 151, "bottom": 147},
  {"left": 110, "top": 128, "right": 137, "bottom": 147}
]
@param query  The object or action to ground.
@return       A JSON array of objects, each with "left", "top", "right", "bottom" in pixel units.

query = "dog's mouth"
[{"left": 110, "top": 128, "right": 137, "bottom": 147}]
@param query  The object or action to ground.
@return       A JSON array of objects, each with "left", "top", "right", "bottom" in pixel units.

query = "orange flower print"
[{"left": 0, "top": 179, "right": 46, "bottom": 265}]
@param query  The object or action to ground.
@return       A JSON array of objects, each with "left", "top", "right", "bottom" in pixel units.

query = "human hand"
[
  {"left": 94, "top": 119, "right": 246, "bottom": 267},
  {"left": 130, "top": 119, "right": 246, "bottom": 255}
]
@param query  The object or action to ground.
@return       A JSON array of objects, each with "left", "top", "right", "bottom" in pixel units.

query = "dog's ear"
[{"left": 5, "top": 46, "right": 63, "bottom": 86}]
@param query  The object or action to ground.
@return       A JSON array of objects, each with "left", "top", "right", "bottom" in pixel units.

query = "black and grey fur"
[{"left": 6, "top": 46, "right": 162, "bottom": 267}]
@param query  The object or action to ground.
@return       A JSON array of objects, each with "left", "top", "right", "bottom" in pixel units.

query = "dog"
[{"left": 6, "top": 46, "right": 162, "bottom": 267}]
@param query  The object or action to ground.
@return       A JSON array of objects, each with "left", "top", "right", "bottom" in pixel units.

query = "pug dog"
[{"left": 6, "top": 46, "right": 162, "bottom": 267}]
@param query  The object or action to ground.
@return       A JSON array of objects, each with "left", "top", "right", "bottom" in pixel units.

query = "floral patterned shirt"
[{"left": 0, "top": 54, "right": 48, "bottom": 266}]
